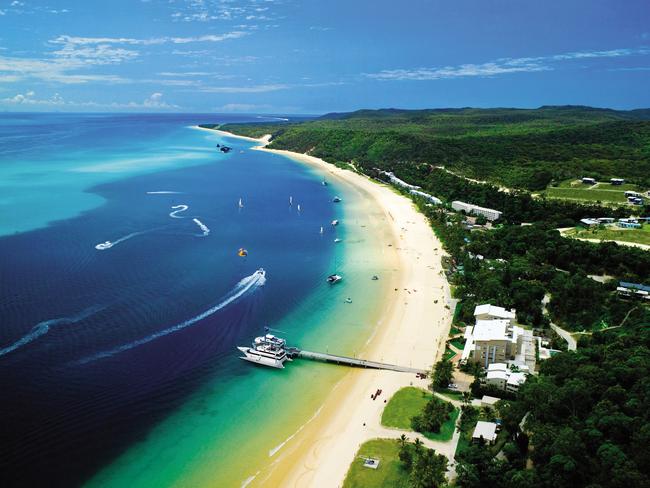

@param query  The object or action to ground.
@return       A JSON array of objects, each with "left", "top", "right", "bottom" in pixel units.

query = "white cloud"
[
  {"left": 198, "top": 83, "right": 290, "bottom": 93},
  {"left": 366, "top": 47, "right": 650, "bottom": 81},
  {"left": 1, "top": 90, "right": 65, "bottom": 106},
  {"left": 217, "top": 103, "right": 273, "bottom": 112}
]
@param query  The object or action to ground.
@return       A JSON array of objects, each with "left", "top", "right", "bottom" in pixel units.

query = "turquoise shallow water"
[{"left": 0, "top": 114, "right": 393, "bottom": 487}]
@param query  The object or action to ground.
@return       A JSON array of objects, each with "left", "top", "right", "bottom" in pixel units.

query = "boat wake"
[
  {"left": 76, "top": 269, "right": 267, "bottom": 364},
  {"left": 169, "top": 204, "right": 189, "bottom": 218},
  {"left": 0, "top": 306, "right": 103, "bottom": 358},
  {"left": 146, "top": 191, "right": 182, "bottom": 195},
  {"left": 95, "top": 231, "right": 148, "bottom": 250},
  {"left": 192, "top": 218, "right": 210, "bottom": 236}
]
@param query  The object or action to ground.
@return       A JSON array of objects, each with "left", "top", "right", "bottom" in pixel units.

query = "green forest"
[{"left": 217, "top": 106, "right": 650, "bottom": 191}]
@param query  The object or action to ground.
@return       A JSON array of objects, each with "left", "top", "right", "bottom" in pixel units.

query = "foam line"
[
  {"left": 0, "top": 306, "right": 103, "bottom": 358},
  {"left": 146, "top": 191, "right": 182, "bottom": 195},
  {"left": 76, "top": 269, "right": 266, "bottom": 364},
  {"left": 192, "top": 218, "right": 210, "bottom": 236},
  {"left": 169, "top": 204, "right": 189, "bottom": 219}
]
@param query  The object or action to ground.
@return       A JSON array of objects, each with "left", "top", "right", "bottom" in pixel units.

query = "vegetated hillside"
[{"left": 219, "top": 106, "right": 650, "bottom": 190}]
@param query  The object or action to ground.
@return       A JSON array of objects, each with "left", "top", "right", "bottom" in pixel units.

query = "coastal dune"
[{"left": 214, "top": 128, "right": 453, "bottom": 487}]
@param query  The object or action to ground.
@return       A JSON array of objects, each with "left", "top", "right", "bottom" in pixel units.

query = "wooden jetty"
[{"left": 286, "top": 347, "right": 427, "bottom": 375}]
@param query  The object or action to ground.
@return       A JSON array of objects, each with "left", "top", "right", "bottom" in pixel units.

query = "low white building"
[
  {"left": 483, "top": 362, "right": 528, "bottom": 392},
  {"left": 474, "top": 304, "right": 516, "bottom": 324},
  {"left": 409, "top": 189, "right": 442, "bottom": 205},
  {"left": 480, "top": 395, "right": 501, "bottom": 407},
  {"left": 381, "top": 171, "right": 421, "bottom": 191},
  {"left": 452, "top": 201, "right": 502, "bottom": 221},
  {"left": 472, "top": 421, "right": 498, "bottom": 444}
]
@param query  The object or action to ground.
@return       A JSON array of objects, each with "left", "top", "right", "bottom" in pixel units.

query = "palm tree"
[
  {"left": 462, "top": 391, "right": 472, "bottom": 406},
  {"left": 414, "top": 437, "right": 422, "bottom": 454}
]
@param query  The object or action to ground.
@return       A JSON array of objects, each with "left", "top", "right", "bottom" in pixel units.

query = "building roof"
[
  {"left": 487, "top": 363, "right": 508, "bottom": 372},
  {"left": 486, "top": 371, "right": 508, "bottom": 381},
  {"left": 507, "top": 372, "right": 527, "bottom": 386},
  {"left": 474, "top": 304, "right": 516, "bottom": 320},
  {"left": 472, "top": 421, "right": 498, "bottom": 442},
  {"left": 473, "top": 321, "right": 508, "bottom": 341},
  {"left": 620, "top": 282, "right": 650, "bottom": 293},
  {"left": 480, "top": 395, "right": 500, "bottom": 406}
]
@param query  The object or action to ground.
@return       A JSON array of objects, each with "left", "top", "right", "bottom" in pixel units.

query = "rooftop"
[
  {"left": 472, "top": 421, "right": 498, "bottom": 442},
  {"left": 474, "top": 304, "right": 516, "bottom": 320}
]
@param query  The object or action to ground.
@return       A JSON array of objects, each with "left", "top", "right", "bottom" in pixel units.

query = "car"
[{"left": 448, "top": 383, "right": 459, "bottom": 390}]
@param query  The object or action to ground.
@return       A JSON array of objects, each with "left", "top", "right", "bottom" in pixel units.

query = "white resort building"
[
  {"left": 451, "top": 201, "right": 502, "bottom": 221},
  {"left": 472, "top": 421, "right": 499, "bottom": 444},
  {"left": 461, "top": 303, "right": 538, "bottom": 372},
  {"left": 483, "top": 363, "right": 528, "bottom": 393}
]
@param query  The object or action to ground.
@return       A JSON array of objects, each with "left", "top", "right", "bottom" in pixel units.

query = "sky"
[{"left": 0, "top": 0, "right": 649, "bottom": 114}]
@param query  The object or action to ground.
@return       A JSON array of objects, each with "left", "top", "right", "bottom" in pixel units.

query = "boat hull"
[{"left": 237, "top": 346, "right": 285, "bottom": 369}]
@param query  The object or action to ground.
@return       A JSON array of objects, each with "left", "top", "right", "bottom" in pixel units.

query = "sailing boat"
[{"left": 238, "top": 197, "right": 244, "bottom": 209}]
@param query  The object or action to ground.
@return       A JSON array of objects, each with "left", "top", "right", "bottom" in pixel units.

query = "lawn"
[
  {"left": 544, "top": 179, "right": 647, "bottom": 203},
  {"left": 449, "top": 325, "right": 463, "bottom": 336},
  {"left": 442, "top": 348, "right": 456, "bottom": 361},
  {"left": 381, "top": 387, "right": 459, "bottom": 442},
  {"left": 569, "top": 225, "right": 650, "bottom": 246},
  {"left": 434, "top": 387, "right": 464, "bottom": 402},
  {"left": 544, "top": 186, "right": 628, "bottom": 203},
  {"left": 450, "top": 338, "right": 466, "bottom": 350},
  {"left": 381, "top": 387, "right": 432, "bottom": 430},
  {"left": 342, "top": 439, "right": 410, "bottom": 488}
]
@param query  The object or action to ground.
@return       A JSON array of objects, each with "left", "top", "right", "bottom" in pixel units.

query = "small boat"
[
  {"left": 320, "top": 226, "right": 324, "bottom": 234},
  {"left": 327, "top": 274, "right": 342, "bottom": 284},
  {"left": 238, "top": 197, "right": 244, "bottom": 208},
  {"left": 331, "top": 220, "right": 339, "bottom": 226},
  {"left": 372, "top": 275, "right": 379, "bottom": 280},
  {"left": 297, "top": 204, "right": 301, "bottom": 212},
  {"left": 345, "top": 297, "right": 352, "bottom": 303},
  {"left": 220, "top": 146, "right": 232, "bottom": 153},
  {"left": 95, "top": 241, "right": 113, "bottom": 250},
  {"left": 332, "top": 196, "right": 341, "bottom": 203},
  {"left": 289, "top": 196, "right": 293, "bottom": 206},
  {"left": 322, "top": 180, "right": 328, "bottom": 186},
  {"left": 334, "top": 238, "right": 342, "bottom": 243},
  {"left": 238, "top": 248, "right": 248, "bottom": 257}
]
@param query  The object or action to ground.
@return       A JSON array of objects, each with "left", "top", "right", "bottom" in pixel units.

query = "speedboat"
[
  {"left": 333, "top": 196, "right": 341, "bottom": 203},
  {"left": 334, "top": 238, "right": 342, "bottom": 243},
  {"left": 345, "top": 297, "right": 352, "bottom": 303},
  {"left": 327, "top": 274, "right": 342, "bottom": 284},
  {"left": 95, "top": 241, "right": 113, "bottom": 250},
  {"left": 331, "top": 220, "right": 339, "bottom": 226}
]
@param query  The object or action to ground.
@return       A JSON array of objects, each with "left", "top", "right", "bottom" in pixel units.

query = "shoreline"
[{"left": 217, "top": 129, "right": 454, "bottom": 487}]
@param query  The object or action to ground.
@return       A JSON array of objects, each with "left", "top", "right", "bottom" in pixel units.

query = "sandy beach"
[{"left": 215, "top": 128, "right": 453, "bottom": 487}]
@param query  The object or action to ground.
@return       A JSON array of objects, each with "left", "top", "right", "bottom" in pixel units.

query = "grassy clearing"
[
  {"left": 342, "top": 439, "right": 409, "bottom": 488},
  {"left": 381, "top": 387, "right": 459, "bottom": 442},
  {"left": 442, "top": 348, "right": 456, "bottom": 361},
  {"left": 545, "top": 187, "right": 628, "bottom": 203},
  {"left": 545, "top": 179, "right": 647, "bottom": 203},
  {"left": 569, "top": 225, "right": 650, "bottom": 246},
  {"left": 424, "top": 406, "right": 460, "bottom": 442},
  {"left": 381, "top": 387, "right": 432, "bottom": 430},
  {"left": 449, "top": 325, "right": 463, "bottom": 336}
]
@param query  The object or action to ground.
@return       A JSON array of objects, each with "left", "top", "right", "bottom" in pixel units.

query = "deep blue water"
[{"left": 0, "top": 114, "right": 336, "bottom": 487}]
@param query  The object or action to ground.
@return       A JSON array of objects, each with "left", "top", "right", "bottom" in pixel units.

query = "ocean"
[{"left": 0, "top": 113, "right": 393, "bottom": 487}]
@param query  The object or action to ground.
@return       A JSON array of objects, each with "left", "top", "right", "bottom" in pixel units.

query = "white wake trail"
[
  {"left": 147, "top": 191, "right": 182, "bottom": 195},
  {"left": 169, "top": 204, "right": 189, "bottom": 218},
  {"left": 77, "top": 269, "right": 266, "bottom": 364},
  {"left": 0, "top": 306, "right": 103, "bottom": 358},
  {"left": 192, "top": 218, "right": 210, "bottom": 236}
]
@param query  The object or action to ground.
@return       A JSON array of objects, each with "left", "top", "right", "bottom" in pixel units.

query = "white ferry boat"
[
  {"left": 95, "top": 241, "right": 113, "bottom": 250},
  {"left": 237, "top": 333, "right": 288, "bottom": 369}
]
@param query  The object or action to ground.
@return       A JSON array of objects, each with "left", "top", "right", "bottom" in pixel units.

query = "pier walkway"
[{"left": 286, "top": 347, "right": 428, "bottom": 375}]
